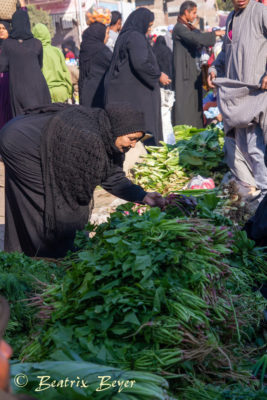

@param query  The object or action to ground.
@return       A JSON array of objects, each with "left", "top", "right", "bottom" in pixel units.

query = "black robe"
[
  {"left": 79, "top": 46, "right": 112, "bottom": 108},
  {"left": 172, "top": 23, "right": 215, "bottom": 128},
  {"left": 105, "top": 32, "right": 162, "bottom": 146},
  {"left": 79, "top": 23, "right": 112, "bottom": 108},
  {"left": 0, "top": 112, "right": 146, "bottom": 258},
  {"left": 153, "top": 36, "right": 173, "bottom": 90},
  {"left": 0, "top": 38, "right": 51, "bottom": 116}
]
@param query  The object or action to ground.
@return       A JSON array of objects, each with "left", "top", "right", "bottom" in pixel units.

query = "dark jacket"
[{"left": 172, "top": 22, "right": 215, "bottom": 127}]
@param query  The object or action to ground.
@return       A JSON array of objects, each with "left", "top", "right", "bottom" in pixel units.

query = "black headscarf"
[
  {"left": 79, "top": 22, "right": 107, "bottom": 63},
  {"left": 0, "top": 21, "right": 10, "bottom": 48},
  {"left": 120, "top": 7, "right": 154, "bottom": 35},
  {"left": 39, "top": 103, "right": 146, "bottom": 243},
  {"left": 79, "top": 22, "right": 108, "bottom": 98},
  {"left": 10, "top": 9, "right": 33, "bottom": 40},
  {"left": 105, "top": 8, "right": 154, "bottom": 87}
]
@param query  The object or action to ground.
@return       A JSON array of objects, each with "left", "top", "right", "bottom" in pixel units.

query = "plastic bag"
[
  {"left": 160, "top": 88, "right": 175, "bottom": 145},
  {"left": 186, "top": 175, "right": 215, "bottom": 190}
]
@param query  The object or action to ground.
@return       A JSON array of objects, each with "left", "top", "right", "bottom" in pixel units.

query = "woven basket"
[{"left": 0, "top": 0, "right": 18, "bottom": 21}]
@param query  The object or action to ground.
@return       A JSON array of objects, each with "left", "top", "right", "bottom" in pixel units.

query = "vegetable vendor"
[{"left": 0, "top": 103, "right": 165, "bottom": 258}]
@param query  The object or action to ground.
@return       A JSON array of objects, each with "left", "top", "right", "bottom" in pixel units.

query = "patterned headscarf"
[{"left": 86, "top": 6, "right": 111, "bottom": 26}]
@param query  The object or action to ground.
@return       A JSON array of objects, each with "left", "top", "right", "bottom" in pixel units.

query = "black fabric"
[
  {"left": 24, "top": 103, "right": 71, "bottom": 115},
  {"left": 105, "top": 8, "right": 162, "bottom": 145},
  {"left": 79, "top": 23, "right": 112, "bottom": 108},
  {"left": 172, "top": 22, "right": 216, "bottom": 127},
  {"left": 106, "top": 103, "right": 146, "bottom": 137},
  {"left": 40, "top": 105, "right": 147, "bottom": 245},
  {"left": 244, "top": 194, "right": 267, "bottom": 246},
  {"left": 0, "top": 106, "right": 147, "bottom": 258},
  {"left": 120, "top": 7, "right": 154, "bottom": 35},
  {"left": 80, "top": 22, "right": 106, "bottom": 62},
  {"left": 153, "top": 35, "right": 173, "bottom": 89},
  {"left": 10, "top": 9, "right": 33, "bottom": 40},
  {"left": 0, "top": 36, "right": 51, "bottom": 116}
]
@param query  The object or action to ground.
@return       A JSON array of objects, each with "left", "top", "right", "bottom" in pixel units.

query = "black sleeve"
[
  {"left": 0, "top": 42, "right": 9, "bottom": 73},
  {"left": 101, "top": 164, "right": 147, "bottom": 202},
  {"left": 173, "top": 24, "right": 216, "bottom": 48},
  {"left": 127, "top": 31, "right": 161, "bottom": 89}
]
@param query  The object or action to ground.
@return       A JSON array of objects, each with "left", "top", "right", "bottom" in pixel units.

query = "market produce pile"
[
  {"left": 134, "top": 125, "right": 226, "bottom": 193},
  {"left": 7, "top": 197, "right": 266, "bottom": 399},
  {"left": 2, "top": 125, "right": 267, "bottom": 399}
]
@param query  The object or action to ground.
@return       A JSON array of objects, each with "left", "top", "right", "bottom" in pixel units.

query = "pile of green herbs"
[
  {"left": 22, "top": 204, "right": 267, "bottom": 397},
  {"left": 134, "top": 125, "right": 226, "bottom": 193},
  {"left": 0, "top": 252, "right": 63, "bottom": 357}
]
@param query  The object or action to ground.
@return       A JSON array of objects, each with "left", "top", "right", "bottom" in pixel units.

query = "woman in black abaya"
[
  {"left": 0, "top": 9, "right": 51, "bottom": 116},
  {"left": 104, "top": 8, "right": 171, "bottom": 146},
  {"left": 79, "top": 22, "right": 112, "bottom": 108},
  {"left": 0, "top": 103, "right": 164, "bottom": 258}
]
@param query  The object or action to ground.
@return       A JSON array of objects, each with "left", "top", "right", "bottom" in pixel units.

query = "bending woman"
[{"left": 0, "top": 103, "right": 164, "bottom": 258}]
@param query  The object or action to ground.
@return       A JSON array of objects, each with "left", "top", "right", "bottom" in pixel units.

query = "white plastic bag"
[{"left": 160, "top": 88, "right": 175, "bottom": 145}]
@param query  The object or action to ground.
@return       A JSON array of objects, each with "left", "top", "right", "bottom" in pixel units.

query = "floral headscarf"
[{"left": 86, "top": 6, "right": 111, "bottom": 26}]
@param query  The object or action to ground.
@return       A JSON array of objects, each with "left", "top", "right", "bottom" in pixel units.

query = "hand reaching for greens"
[{"left": 142, "top": 192, "right": 165, "bottom": 208}]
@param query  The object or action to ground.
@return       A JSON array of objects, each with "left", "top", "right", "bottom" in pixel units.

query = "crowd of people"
[{"left": 0, "top": 0, "right": 266, "bottom": 258}]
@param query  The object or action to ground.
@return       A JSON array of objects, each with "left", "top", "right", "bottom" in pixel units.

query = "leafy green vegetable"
[
  {"left": 21, "top": 206, "right": 266, "bottom": 395},
  {"left": 0, "top": 251, "right": 63, "bottom": 357}
]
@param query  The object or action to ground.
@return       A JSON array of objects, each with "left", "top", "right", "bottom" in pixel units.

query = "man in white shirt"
[{"left": 107, "top": 11, "right": 122, "bottom": 52}]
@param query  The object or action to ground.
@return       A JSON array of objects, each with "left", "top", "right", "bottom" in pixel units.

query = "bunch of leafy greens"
[
  {"left": 0, "top": 252, "right": 63, "bottom": 357},
  {"left": 134, "top": 125, "right": 226, "bottom": 193},
  {"left": 22, "top": 205, "right": 266, "bottom": 397}
]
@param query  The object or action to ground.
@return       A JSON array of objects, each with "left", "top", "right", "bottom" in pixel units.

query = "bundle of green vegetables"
[
  {"left": 0, "top": 252, "right": 62, "bottom": 357},
  {"left": 134, "top": 125, "right": 226, "bottom": 193},
  {"left": 22, "top": 205, "right": 266, "bottom": 397}
]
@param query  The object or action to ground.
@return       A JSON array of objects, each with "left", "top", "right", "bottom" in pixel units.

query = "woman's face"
[
  {"left": 0, "top": 24, "right": 8, "bottom": 40},
  {"left": 146, "top": 21, "right": 153, "bottom": 36},
  {"left": 115, "top": 132, "right": 144, "bottom": 153},
  {"left": 104, "top": 26, "right": 110, "bottom": 44}
]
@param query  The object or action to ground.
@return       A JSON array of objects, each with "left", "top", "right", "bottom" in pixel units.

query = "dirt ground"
[{"left": 0, "top": 161, "right": 126, "bottom": 252}]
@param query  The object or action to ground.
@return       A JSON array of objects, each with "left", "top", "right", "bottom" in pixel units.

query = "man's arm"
[{"left": 173, "top": 24, "right": 222, "bottom": 48}]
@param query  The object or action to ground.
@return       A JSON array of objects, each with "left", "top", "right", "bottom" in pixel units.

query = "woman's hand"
[
  {"left": 159, "top": 72, "right": 171, "bottom": 86},
  {"left": 143, "top": 192, "right": 165, "bottom": 208}
]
